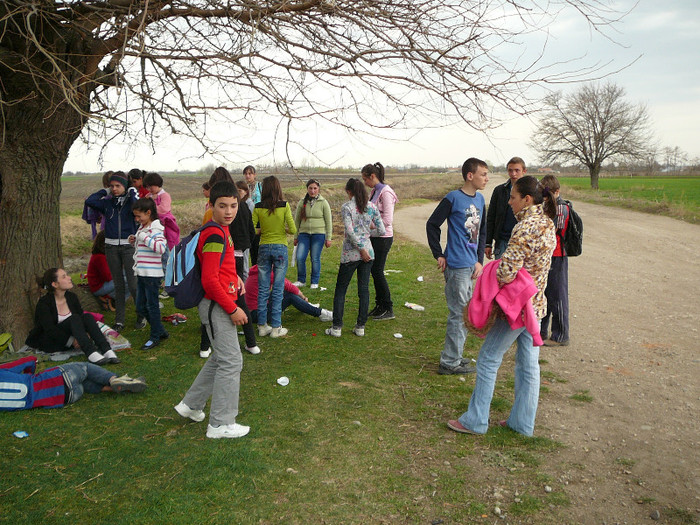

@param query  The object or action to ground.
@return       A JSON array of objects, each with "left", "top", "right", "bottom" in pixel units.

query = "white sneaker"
[
  {"left": 292, "top": 281, "right": 305, "bottom": 288},
  {"left": 270, "top": 326, "right": 288, "bottom": 338},
  {"left": 245, "top": 345, "right": 261, "bottom": 354},
  {"left": 258, "top": 324, "right": 272, "bottom": 337},
  {"left": 310, "top": 284, "right": 319, "bottom": 289},
  {"left": 319, "top": 309, "right": 333, "bottom": 322},
  {"left": 325, "top": 326, "right": 341, "bottom": 337},
  {"left": 199, "top": 347, "right": 212, "bottom": 358},
  {"left": 174, "top": 401, "right": 205, "bottom": 422},
  {"left": 352, "top": 325, "right": 365, "bottom": 337},
  {"left": 206, "top": 423, "right": 250, "bottom": 439}
]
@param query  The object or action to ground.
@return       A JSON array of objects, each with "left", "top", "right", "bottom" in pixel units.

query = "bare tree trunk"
[
  {"left": 589, "top": 164, "right": 601, "bottom": 190},
  {"left": 0, "top": 82, "right": 84, "bottom": 343}
]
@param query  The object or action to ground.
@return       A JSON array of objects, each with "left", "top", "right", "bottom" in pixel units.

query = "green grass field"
[
  {"left": 559, "top": 176, "right": 700, "bottom": 223},
  {"left": 0, "top": 241, "right": 574, "bottom": 524}
]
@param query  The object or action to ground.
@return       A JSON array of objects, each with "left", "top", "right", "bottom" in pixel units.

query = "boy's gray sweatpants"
[{"left": 182, "top": 298, "right": 242, "bottom": 426}]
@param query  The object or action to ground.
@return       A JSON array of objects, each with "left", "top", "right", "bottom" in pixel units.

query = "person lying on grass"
[{"left": 0, "top": 356, "right": 146, "bottom": 411}]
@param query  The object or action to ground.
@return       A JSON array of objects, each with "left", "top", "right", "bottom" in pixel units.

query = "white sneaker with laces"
[
  {"left": 270, "top": 326, "right": 288, "bottom": 338},
  {"left": 292, "top": 281, "right": 305, "bottom": 288},
  {"left": 258, "top": 324, "right": 272, "bottom": 337},
  {"left": 352, "top": 325, "right": 365, "bottom": 337},
  {"left": 246, "top": 345, "right": 261, "bottom": 354},
  {"left": 310, "top": 283, "right": 319, "bottom": 289},
  {"left": 174, "top": 401, "right": 205, "bottom": 422},
  {"left": 206, "top": 423, "right": 250, "bottom": 439},
  {"left": 319, "top": 309, "right": 333, "bottom": 322},
  {"left": 325, "top": 326, "right": 341, "bottom": 337},
  {"left": 199, "top": 347, "right": 212, "bottom": 358}
]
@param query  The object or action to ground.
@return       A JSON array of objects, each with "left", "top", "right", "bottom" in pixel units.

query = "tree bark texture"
[{"left": 0, "top": 68, "right": 85, "bottom": 343}]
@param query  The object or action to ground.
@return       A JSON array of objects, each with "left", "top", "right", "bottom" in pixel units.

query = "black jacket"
[
  {"left": 486, "top": 180, "right": 512, "bottom": 247},
  {"left": 229, "top": 201, "right": 255, "bottom": 252},
  {"left": 26, "top": 291, "right": 83, "bottom": 351}
]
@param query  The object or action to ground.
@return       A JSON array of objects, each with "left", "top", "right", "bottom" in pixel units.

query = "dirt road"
[{"left": 394, "top": 176, "right": 700, "bottom": 523}]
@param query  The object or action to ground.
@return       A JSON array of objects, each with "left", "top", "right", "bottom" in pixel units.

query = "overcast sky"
[{"left": 64, "top": 0, "right": 700, "bottom": 173}]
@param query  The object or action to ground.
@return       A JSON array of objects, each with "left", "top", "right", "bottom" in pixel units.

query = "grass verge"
[{"left": 1, "top": 240, "right": 572, "bottom": 524}]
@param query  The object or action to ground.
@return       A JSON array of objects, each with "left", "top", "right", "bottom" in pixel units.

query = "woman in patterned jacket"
[{"left": 448, "top": 175, "right": 557, "bottom": 437}]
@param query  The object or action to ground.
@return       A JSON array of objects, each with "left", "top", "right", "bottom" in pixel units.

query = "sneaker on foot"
[
  {"left": 543, "top": 339, "right": 569, "bottom": 347},
  {"left": 319, "top": 309, "right": 333, "bottom": 322},
  {"left": 258, "top": 324, "right": 272, "bottom": 337},
  {"left": 352, "top": 325, "right": 365, "bottom": 337},
  {"left": 111, "top": 375, "right": 147, "bottom": 393},
  {"left": 87, "top": 351, "right": 109, "bottom": 365},
  {"left": 159, "top": 291, "right": 170, "bottom": 299},
  {"left": 206, "top": 423, "right": 250, "bottom": 439},
  {"left": 174, "top": 401, "right": 205, "bottom": 422},
  {"left": 292, "top": 281, "right": 305, "bottom": 288},
  {"left": 135, "top": 317, "right": 147, "bottom": 330},
  {"left": 103, "top": 349, "right": 121, "bottom": 364},
  {"left": 367, "top": 305, "right": 382, "bottom": 317},
  {"left": 270, "top": 326, "right": 288, "bottom": 338},
  {"left": 373, "top": 309, "right": 395, "bottom": 321},
  {"left": 114, "top": 323, "right": 125, "bottom": 333},
  {"left": 325, "top": 326, "right": 341, "bottom": 337},
  {"left": 245, "top": 345, "right": 261, "bottom": 354},
  {"left": 141, "top": 339, "right": 160, "bottom": 350},
  {"left": 310, "top": 283, "right": 319, "bottom": 289},
  {"left": 438, "top": 362, "right": 476, "bottom": 375},
  {"left": 199, "top": 347, "right": 212, "bottom": 358},
  {"left": 447, "top": 419, "right": 480, "bottom": 435}
]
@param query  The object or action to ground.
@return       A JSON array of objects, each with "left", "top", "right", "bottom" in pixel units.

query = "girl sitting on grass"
[{"left": 26, "top": 268, "right": 120, "bottom": 364}]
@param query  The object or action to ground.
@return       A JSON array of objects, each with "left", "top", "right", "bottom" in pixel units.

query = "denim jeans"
[
  {"left": 59, "top": 362, "right": 116, "bottom": 404},
  {"left": 93, "top": 280, "right": 115, "bottom": 298},
  {"left": 541, "top": 256, "right": 569, "bottom": 343},
  {"left": 136, "top": 276, "right": 168, "bottom": 341},
  {"left": 439, "top": 266, "right": 474, "bottom": 368},
  {"left": 458, "top": 317, "right": 540, "bottom": 436},
  {"left": 257, "top": 243, "right": 288, "bottom": 327},
  {"left": 105, "top": 243, "right": 138, "bottom": 324},
  {"left": 184, "top": 299, "right": 243, "bottom": 426},
  {"left": 370, "top": 236, "right": 393, "bottom": 310},
  {"left": 249, "top": 291, "right": 321, "bottom": 323},
  {"left": 494, "top": 238, "right": 509, "bottom": 259},
  {"left": 332, "top": 260, "right": 372, "bottom": 328},
  {"left": 296, "top": 233, "right": 326, "bottom": 285}
]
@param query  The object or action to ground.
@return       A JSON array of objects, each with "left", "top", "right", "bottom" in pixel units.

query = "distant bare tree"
[
  {"left": 531, "top": 82, "right": 653, "bottom": 189},
  {"left": 662, "top": 146, "right": 688, "bottom": 173},
  {"left": 1, "top": 0, "right": 622, "bottom": 339}
]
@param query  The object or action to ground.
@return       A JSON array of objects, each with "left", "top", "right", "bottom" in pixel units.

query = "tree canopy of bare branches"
[
  {"left": 530, "top": 82, "right": 653, "bottom": 189},
  {"left": 1, "top": 0, "right": 623, "bottom": 339}
]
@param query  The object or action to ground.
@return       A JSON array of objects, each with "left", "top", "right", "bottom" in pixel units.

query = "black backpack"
[{"left": 560, "top": 200, "right": 583, "bottom": 257}]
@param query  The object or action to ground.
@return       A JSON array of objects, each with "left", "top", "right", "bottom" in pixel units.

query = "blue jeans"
[
  {"left": 59, "top": 362, "right": 116, "bottom": 404},
  {"left": 257, "top": 244, "right": 288, "bottom": 327},
  {"left": 494, "top": 238, "right": 509, "bottom": 259},
  {"left": 250, "top": 291, "right": 321, "bottom": 323},
  {"left": 332, "top": 260, "right": 373, "bottom": 328},
  {"left": 93, "top": 280, "right": 115, "bottom": 298},
  {"left": 136, "top": 276, "right": 168, "bottom": 341},
  {"left": 458, "top": 318, "right": 540, "bottom": 436},
  {"left": 370, "top": 236, "right": 393, "bottom": 310},
  {"left": 541, "top": 256, "right": 569, "bottom": 343},
  {"left": 296, "top": 233, "right": 326, "bottom": 285},
  {"left": 440, "top": 266, "right": 474, "bottom": 368}
]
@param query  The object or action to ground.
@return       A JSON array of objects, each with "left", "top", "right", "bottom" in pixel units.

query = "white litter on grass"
[
  {"left": 417, "top": 276, "right": 424, "bottom": 282},
  {"left": 277, "top": 376, "right": 290, "bottom": 386},
  {"left": 404, "top": 302, "right": 425, "bottom": 311},
  {"left": 13, "top": 431, "right": 29, "bottom": 439},
  {"left": 394, "top": 333, "right": 403, "bottom": 339},
  {"left": 383, "top": 269, "right": 403, "bottom": 275},
  {"left": 320, "top": 287, "right": 327, "bottom": 291}
]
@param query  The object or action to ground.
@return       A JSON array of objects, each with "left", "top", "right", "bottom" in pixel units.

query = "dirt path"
[{"left": 394, "top": 176, "right": 700, "bottom": 523}]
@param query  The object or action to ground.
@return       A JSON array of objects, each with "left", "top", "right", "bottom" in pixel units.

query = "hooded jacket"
[{"left": 85, "top": 187, "right": 139, "bottom": 244}]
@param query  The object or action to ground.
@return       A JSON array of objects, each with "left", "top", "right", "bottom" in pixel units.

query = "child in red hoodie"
[{"left": 174, "top": 181, "right": 250, "bottom": 440}]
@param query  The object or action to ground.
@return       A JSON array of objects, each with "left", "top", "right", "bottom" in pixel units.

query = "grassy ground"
[
  {"left": 559, "top": 176, "right": 700, "bottom": 224},
  {"left": 0, "top": 241, "right": 573, "bottom": 524}
]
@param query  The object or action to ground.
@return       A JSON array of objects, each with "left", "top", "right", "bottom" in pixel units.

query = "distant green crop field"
[{"left": 559, "top": 176, "right": 700, "bottom": 206}]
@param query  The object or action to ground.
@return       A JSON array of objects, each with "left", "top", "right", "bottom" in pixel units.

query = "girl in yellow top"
[{"left": 252, "top": 176, "right": 297, "bottom": 338}]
